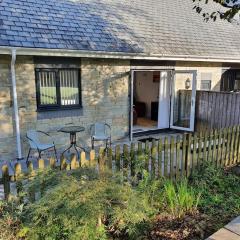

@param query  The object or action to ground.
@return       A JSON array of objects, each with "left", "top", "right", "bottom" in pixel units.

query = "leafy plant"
[
  {"left": 190, "top": 161, "right": 240, "bottom": 232},
  {"left": 161, "top": 179, "right": 201, "bottom": 218},
  {"left": 136, "top": 170, "right": 163, "bottom": 208},
  {"left": 0, "top": 200, "right": 24, "bottom": 240},
  {"left": 20, "top": 167, "right": 156, "bottom": 240}
]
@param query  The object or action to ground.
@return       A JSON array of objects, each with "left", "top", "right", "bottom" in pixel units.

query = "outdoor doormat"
[
  {"left": 133, "top": 129, "right": 144, "bottom": 132},
  {"left": 138, "top": 137, "right": 158, "bottom": 143}
]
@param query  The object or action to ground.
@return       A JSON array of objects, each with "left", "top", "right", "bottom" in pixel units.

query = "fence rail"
[
  {"left": 195, "top": 91, "right": 240, "bottom": 131},
  {"left": 2, "top": 126, "right": 240, "bottom": 201}
]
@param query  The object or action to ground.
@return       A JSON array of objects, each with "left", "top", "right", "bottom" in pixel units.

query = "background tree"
[{"left": 193, "top": 0, "right": 240, "bottom": 21}]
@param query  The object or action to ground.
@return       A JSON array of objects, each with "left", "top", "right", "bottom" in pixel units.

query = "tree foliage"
[{"left": 193, "top": 0, "right": 240, "bottom": 21}]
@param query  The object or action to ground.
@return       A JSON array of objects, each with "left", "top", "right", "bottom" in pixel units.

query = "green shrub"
[
  {"left": 21, "top": 168, "right": 156, "bottom": 240},
  {"left": 161, "top": 179, "right": 201, "bottom": 218},
  {"left": 2, "top": 160, "right": 238, "bottom": 239},
  {"left": 136, "top": 170, "right": 163, "bottom": 208},
  {"left": 0, "top": 200, "right": 24, "bottom": 240},
  {"left": 190, "top": 161, "right": 240, "bottom": 231}
]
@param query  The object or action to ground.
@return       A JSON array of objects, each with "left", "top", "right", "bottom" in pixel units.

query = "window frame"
[
  {"left": 35, "top": 68, "right": 82, "bottom": 111},
  {"left": 200, "top": 80, "right": 212, "bottom": 91}
]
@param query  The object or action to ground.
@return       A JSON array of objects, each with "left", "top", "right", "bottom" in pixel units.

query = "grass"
[
  {"left": 190, "top": 162, "right": 240, "bottom": 232},
  {"left": 162, "top": 179, "right": 201, "bottom": 218}
]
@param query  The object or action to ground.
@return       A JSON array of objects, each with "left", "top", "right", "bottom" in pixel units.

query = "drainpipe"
[{"left": 11, "top": 49, "right": 23, "bottom": 160}]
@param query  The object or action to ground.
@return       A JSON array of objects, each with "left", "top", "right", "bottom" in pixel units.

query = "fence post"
[
  {"left": 130, "top": 143, "right": 135, "bottom": 177},
  {"left": 71, "top": 154, "right": 78, "bottom": 170},
  {"left": 170, "top": 137, "right": 175, "bottom": 180},
  {"left": 216, "top": 129, "right": 223, "bottom": 167},
  {"left": 27, "top": 161, "right": 35, "bottom": 177},
  {"left": 164, "top": 137, "right": 169, "bottom": 178},
  {"left": 115, "top": 145, "right": 121, "bottom": 172},
  {"left": 151, "top": 140, "right": 157, "bottom": 178},
  {"left": 49, "top": 157, "right": 56, "bottom": 169},
  {"left": 60, "top": 156, "right": 67, "bottom": 170},
  {"left": 2, "top": 165, "right": 10, "bottom": 200},
  {"left": 144, "top": 141, "right": 150, "bottom": 172},
  {"left": 175, "top": 136, "right": 181, "bottom": 180},
  {"left": 212, "top": 130, "right": 218, "bottom": 166},
  {"left": 158, "top": 139, "right": 163, "bottom": 178},
  {"left": 38, "top": 159, "right": 45, "bottom": 170},
  {"left": 107, "top": 147, "right": 113, "bottom": 171},
  {"left": 98, "top": 147, "right": 106, "bottom": 175},
  {"left": 197, "top": 132, "right": 203, "bottom": 167},
  {"left": 81, "top": 152, "right": 88, "bottom": 167},
  {"left": 26, "top": 161, "right": 36, "bottom": 202},
  {"left": 226, "top": 127, "right": 232, "bottom": 166},
  {"left": 90, "top": 150, "right": 96, "bottom": 167},
  {"left": 137, "top": 142, "right": 142, "bottom": 155},
  {"left": 15, "top": 163, "right": 23, "bottom": 201},
  {"left": 186, "top": 134, "right": 192, "bottom": 177},
  {"left": 234, "top": 126, "right": 240, "bottom": 165},
  {"left": 192, "top": 134, "right": 198, "bottom": 170},
  {"left": 237, "top": 126, "right": 240, "bottom": 164},
  {"left": 202, "top": 131, "right": 208, "bottom": 164},
  {"left": 230, "top": 126, "right": 236, "bottom": 165},
  {"left": 208, "top": 130, "right": 214, "bottom": 164},
  {"left": 181, "top": 134, "right": 187, "bottom": 178},
  {"left": 220, "top": 128, "right": 227, "bottom": 167},
  {"left": 123, "top": 144, "right": 129, "bottom": 178},
  {"left": 229, "top": 127, "right": 235, "bottom": 165}
]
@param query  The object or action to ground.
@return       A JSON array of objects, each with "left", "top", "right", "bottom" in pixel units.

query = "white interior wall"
[
  {"left": 135, "top": 71, "right": 159, "bottom": 118},
  {"left": 158, "top": 71, "right": 171, "bottom": 129}
]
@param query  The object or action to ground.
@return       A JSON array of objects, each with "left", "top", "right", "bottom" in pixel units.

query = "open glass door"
[{"left": 170, "top": 70, "right": 197, "bottom": 132}]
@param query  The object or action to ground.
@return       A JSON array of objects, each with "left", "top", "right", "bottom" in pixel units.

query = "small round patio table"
[{"left": 59, "top": 126, "right": 85, "bottom": 160}]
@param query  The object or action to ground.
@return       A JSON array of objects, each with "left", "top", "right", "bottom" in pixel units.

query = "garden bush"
[
  {"left": 190, "top": 161, "right": 240, "bottom": 233},
  {"left": 0, "top": 200, "right": 23, "bottom": 240},
  {"left": 20, "top": 168, "right": 157, "bottom": 240},
  {"left": 0, "top": 160, "right": 239, "bottom": 240}
]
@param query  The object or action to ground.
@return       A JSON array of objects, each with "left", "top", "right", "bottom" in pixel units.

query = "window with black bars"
[{"left": 35, "top": 68, "right": 81, "bottom": 111}]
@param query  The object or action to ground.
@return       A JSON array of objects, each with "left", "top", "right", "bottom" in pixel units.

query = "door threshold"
[{"left": 133, "top": 128, "right": 179, "bottom": 138}]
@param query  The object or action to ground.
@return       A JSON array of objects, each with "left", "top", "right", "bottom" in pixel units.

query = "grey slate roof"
[{"left": 0, "top": 0, "right": 240, "bottom": 59}]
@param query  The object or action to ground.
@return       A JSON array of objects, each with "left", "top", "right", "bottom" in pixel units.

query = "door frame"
[
  {"left": 129, "top": 69, "right": 173, "bottom": 141},
  {"left": 170, "top": 70, "right": 197, "bottom": 132}
]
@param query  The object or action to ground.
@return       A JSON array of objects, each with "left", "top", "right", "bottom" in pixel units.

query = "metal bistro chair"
[
  {"left": 26, "top": 130, "right": 57, "bottom": 162},
  {"left": 90, "top": 123, "right": 111, "bottom": 150}
]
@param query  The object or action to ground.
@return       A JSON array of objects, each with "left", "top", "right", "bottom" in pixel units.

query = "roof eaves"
[{"left": 1, "top": 46, "right": 240, "bottom": 63}]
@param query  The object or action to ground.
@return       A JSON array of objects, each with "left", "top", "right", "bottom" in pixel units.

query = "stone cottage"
[{"left": 1, "top": 0, "right": 240, "bottom": 161}]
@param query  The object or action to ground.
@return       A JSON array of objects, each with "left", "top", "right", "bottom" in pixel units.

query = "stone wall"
[
  {"left": 175, "top": 61, "right": 223, "bottom": 91},
  {"left": 1, "top": 56, "right": 239, "bottom": 162},
  {"left": 0, "top": 56, "right": 130, "bottom": 162},
  {"left": 0, "top": 55, "right": 15, "bottom": 162}
]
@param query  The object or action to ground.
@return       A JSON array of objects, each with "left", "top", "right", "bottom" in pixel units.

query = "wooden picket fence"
[{"left": 1, "top": 126, "right": 240, "bottom": 201}]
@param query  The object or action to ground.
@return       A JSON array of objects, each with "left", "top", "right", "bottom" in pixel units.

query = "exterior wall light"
[{"left": 185, "top": 78, "right": 191, "bottom": 89}]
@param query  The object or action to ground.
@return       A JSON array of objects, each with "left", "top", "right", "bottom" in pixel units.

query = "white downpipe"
[
  {"left": 11, "top": 49, "right": 23, "bottom": 160},
  {"left": 130, "top": 70, "right": 134, "bottom": 142}
]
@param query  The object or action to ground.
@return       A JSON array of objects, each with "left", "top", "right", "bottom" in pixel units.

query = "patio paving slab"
[
  {"left": 225, "top": 216, "right": 240, "bottom": 236},
  {"left": 206, "top": 228, "right": 240, "bottom": 240},
  {"left": 206, "top": 216, "right": 240, "bottom": 240}
]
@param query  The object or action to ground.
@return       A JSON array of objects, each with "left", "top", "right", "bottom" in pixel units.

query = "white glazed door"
[{"left": 170, "top": 70, "right": 197, "bottom": 132}]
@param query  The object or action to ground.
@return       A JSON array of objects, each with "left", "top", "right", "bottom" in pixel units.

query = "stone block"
[
  {"left": 206, "top": 228, "right": 240, "bottom": 240},
  {"left": 225, "top": 216, "right": 240, "bottom": 236}
]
